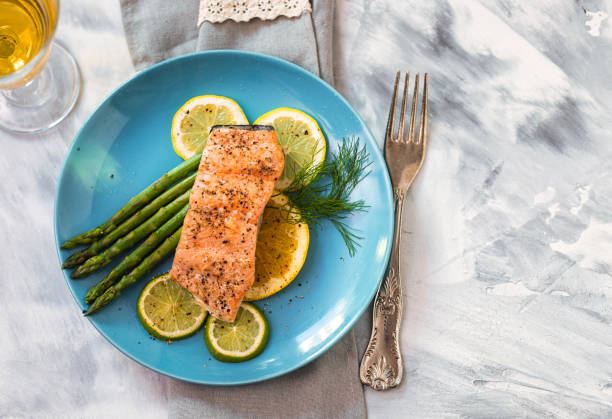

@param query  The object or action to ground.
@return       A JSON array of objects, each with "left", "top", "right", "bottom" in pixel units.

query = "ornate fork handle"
[
  {"left": 359, "top": 189, "right": 404, "bottom": 390},
  {"left": 360, "top": 71, "right": 427, "bottom": 390}
]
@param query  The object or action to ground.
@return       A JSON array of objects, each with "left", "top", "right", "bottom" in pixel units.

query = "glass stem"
[{"left": 2, "top": 65, "right": 54, "bottom": 107}]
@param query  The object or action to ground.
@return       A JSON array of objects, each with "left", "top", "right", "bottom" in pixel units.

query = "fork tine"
[
  {"left": 385, "top": 71, "right": 401, "bottom": 143},
  {"left": 408, "top": 73, "right": 420, "bottom": 143},
  {"left": 419, "top": 73, "right": 428, "bottom": 147},
  {"left": 397, "top": 72, "right": 410, "bottom": 143}
]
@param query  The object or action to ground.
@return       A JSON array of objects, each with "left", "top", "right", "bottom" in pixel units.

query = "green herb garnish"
[{"left": 275, "top": 137, "right": 372, "bottom": 256}]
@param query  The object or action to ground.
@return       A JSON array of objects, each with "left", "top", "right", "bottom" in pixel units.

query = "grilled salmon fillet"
[{"left": 170, "top": 125, "right": 284, "bottom": 322}]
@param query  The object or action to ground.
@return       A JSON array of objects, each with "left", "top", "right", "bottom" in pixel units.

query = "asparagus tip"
[
  {"left": 70, "top": 269, "right": 85, "bottom": 279},
  {"left": 84, "top": 302, "right": 102, "bottom": 316},
  {"left": 62, "top": 259, "right": 80, "bottom": 269},
  {"left": 86, "top": 290, "right": 116, "bottom": 315}
]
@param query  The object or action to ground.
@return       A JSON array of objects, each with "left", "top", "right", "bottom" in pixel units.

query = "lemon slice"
[
  {"left": 245, "top": 193, "right": 309, "bottom": 301},
  {"left": 204, "top": 302, "right": 269, "bottom": 363},
  {"left": 254, "top": 108, "right": 326, "bottom": 190},
  {"left": 137, "top": 272, "right": 207, "bottom": 341},
  {"left": 171, "top": 95, "right": 248, "bottom": 159}
]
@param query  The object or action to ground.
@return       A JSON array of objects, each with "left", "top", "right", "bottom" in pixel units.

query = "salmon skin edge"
[{"left": 210, "top": 124, "right": 274, "bottom": 132}]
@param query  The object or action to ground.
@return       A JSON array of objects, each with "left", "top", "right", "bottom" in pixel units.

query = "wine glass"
[{"left": 0, "top": 0, "right": 79, "bottom": 133}]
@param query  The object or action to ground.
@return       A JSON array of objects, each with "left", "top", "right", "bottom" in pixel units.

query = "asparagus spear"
[
  {"left": 84, "top": 205, "right": 189, "bottom": 304},
  {"left": 61, "top": 153, "right": 201, "bottom": 249},
  {"left": 71, "top": 191, "right": 189, "bottom": 278},
  {"left": 85, "top": 227, "right": 183, "bottom": 315},
  {"left": 62, "top": 173, "right": 196, "bottom": 269}
]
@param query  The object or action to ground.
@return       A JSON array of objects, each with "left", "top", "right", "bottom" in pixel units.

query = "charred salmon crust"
[
  {"left": 170, "top": 126, "right": 284, "bottom": 322},
  {"left": 210, "top": 124, "right": 274, "bottom": 132}
]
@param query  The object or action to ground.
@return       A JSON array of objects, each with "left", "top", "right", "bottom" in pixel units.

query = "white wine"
[
  {"left": 0, "top": 0, "right": 57, "bottom": 82},
  {"left": 0, "top": 0, "right": 79, "bottom": 133}
]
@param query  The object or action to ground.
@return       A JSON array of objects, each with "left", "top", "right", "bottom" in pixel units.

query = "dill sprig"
[{"left": 275, "top": 137, "right": 372, "bottom": 256}]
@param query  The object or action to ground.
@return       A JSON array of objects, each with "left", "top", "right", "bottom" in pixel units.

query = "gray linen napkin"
[
  {"left": 119, "top": 1, "right": 366, "bottom": 417},
  {"left": 120, "top": 0, "right": 333, "bottom": 83}
]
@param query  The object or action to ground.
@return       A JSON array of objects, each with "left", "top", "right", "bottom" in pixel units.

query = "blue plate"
[{"left": 54, "top": 50, "right": 393, "bottom": 385}]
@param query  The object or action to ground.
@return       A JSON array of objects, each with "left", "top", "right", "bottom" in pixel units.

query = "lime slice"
[
  {"left": 254, "top": 108, "right": 326, "bottom": 190},
  {"left": 204, "top": 302, "right": 269, "bottom": 362},
  {"left": 245, "top": 193, "right": 309, "bottom": 301},
  {"left": 137, "top": 272, "right": 207, "bottom": 341},
  {"left": 171, "top": 95, "right": 249, "bottom": 159}
]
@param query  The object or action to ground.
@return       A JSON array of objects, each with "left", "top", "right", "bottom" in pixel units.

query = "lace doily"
[{"left": 199, "top": 0, "right": 311, "bottom": 25}]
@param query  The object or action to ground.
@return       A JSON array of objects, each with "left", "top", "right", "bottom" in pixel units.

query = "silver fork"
[{"left": 359, "top": 71, "right": 429, "bottom": 391}]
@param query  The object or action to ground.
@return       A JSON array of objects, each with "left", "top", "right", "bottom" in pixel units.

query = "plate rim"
[{"left": 53, "top": 49, "right": 394, "bottom": 385}]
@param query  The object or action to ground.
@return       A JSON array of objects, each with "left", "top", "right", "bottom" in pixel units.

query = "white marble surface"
[{"left": 1, "top": 0, "right": 611, "bottom": 417}]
